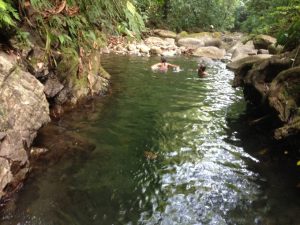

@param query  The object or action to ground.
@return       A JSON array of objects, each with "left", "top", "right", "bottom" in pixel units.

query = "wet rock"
[
  {"left": 127, "top": 44, "right": 137, "bottom": 51},
  {"left": 55, "top": 48, "right": 110, "bottom": 109},
  {"left": 227, "top": 54, "right": 273, "bottom": 71},
  {"left": 144, "top": 37, "right": 166, "bottom": 47},
  {"left": 230, "top": 41, "right": 257, "bottom": 61},
  {"left": 269, "top": 67, "right": 300, "bottom": 140},
  {"left": 192, "top": 46, "right": 226, "bottom": 59},
  {"left": 44, "top": 77, "right": 64, "bottom": 98},
  {"left": 30, "top": 147, "right": 49, "bottom": 158},
  {"left": 0, "top": 53, "right": 50, "bottom": 200},
  {"left": 258, "top": 49, "right": 269, "bottom": 54},
  {"left": 205, "top": 38, "right": 222, "bottom": 48},
  {"left": 153, "top": 29, "right": 177, "bottom": 39},
  {"left": 253, "top": 34, "right": 277, "bottom": 50},
  {"left": 177, "top": 38, "right": 205, "bottom": 49},
  {"left": 138, "top": 44, "right": 150, "bottom": 54},
  {"left": 150, "top": 46, "right": 163, "bottom": 55},
  {"left": 162, "top": 50, "right": 177, "bottom": 57}
]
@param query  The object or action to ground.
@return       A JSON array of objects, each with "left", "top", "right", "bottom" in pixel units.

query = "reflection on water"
[{"left": 1, "top": 55, "right": 300, "bottom": 225}]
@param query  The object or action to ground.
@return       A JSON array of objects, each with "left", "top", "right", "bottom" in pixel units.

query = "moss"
[
  {"left": 56, "top": 47, "right": 89, "bottom": 89},
  {"left": 187, "top": 32, "right": 221, "bottom": 38}
]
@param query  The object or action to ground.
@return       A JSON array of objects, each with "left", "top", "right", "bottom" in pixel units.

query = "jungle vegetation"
[{"left": 0, "top": 0, "right": 299, "bottom": 50}]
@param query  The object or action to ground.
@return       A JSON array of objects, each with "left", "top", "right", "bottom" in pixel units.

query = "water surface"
[{"left": 1, "top": 55, "right": 300, "bottom": 225}]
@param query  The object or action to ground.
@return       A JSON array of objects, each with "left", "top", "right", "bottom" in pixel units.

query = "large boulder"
[
  {"left": 145, "top": 37, "right": 169, "bottom": 48},
  {"left": 253, "top": 34, "right": 277, "bottom": 50},
  {"left": 227, "top": 54, "right": 273, "bottom": 71},
  {"left": 268, "top": 66, "right": 300, "bottom": 140},
  {"left": 192, "top": 46, "right": 226, "bottom": 59},
  {"left": 153, "top": 29, "right": 177, "bottom": 39},
  {"left": 0, "top": 53, "right": 50, "bottom": 200},
  {"left": 229, "top": 41, "right": 257, "bottom": 61},
  {"left": 177, "top": 38, "right": 205, "bottom": 49},
  {"left": 227, "top": 54, "right": 273, "bottom": 88}
]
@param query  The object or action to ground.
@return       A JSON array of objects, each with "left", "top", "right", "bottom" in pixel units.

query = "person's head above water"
[
  {"left": 161, "top": 56, "right": 167, "bottom": 63},
  {"left": 200, "top": 65, "right": 206, "bottom": 71}
]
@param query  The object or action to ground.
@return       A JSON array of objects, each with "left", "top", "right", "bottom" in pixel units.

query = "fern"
[{"left": 0, "top": 0, "right": 19, "bottom": 28}]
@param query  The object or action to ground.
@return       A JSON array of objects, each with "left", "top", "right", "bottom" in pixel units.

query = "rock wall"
[
  {"left": 0, "top": 53, "right": 50, "bottom": 201},
  {"left": 227, "top": 47, "right": 300, "bottom": 140}
]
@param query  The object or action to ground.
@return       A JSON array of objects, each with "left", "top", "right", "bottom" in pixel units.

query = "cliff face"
[
  {"left": 0, "top": 53, "right": 50, "bottom": 201},
  {"left": 227, "top": 47, "right": 300, "bottom": 140}
]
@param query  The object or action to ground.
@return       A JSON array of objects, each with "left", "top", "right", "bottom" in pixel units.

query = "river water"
[{"left": 1, "top": 55, "right": 300, "bottom": 225}]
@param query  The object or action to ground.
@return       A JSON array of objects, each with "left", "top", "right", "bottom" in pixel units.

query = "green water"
[{"left": 1, "top": 55, "right": 300, "bottom": 225}]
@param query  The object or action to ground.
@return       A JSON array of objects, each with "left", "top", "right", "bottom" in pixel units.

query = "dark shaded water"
[{"left": 1, "top": 55, "right": 300, "bottom": 225}]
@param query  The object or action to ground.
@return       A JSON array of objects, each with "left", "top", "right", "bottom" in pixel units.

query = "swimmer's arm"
[{"left": 151, "top": 63, "right": 161, "bottom": 70}]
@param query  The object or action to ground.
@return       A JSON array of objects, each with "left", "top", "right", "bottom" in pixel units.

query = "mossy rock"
[{"left": 187, "top": 32, "right": 222, "bottom": 39}]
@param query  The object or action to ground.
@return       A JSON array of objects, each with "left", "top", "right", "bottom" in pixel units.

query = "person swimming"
[
  {"left": 151, "top": 56, "right": 180, "bottom": 72},
  {"left": 198, "top": 64, "right": 208, "bottom": 77}
]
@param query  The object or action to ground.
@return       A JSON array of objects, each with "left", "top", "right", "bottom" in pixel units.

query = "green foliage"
[
  {"left": 135, "top": 0, "right": 240, "bottom": 31},
  {"left": 123, "top": 1, "right": 145, "bottom": 38},
  {"left": 0, "top": 0, "right": 19, "bottom": 28},
  {"left": 240, "top": 0, "right": 300, "bottom": 49}
]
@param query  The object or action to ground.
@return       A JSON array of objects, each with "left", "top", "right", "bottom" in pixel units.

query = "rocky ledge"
[{"left": 227, "top": 46, "right": 300, "bottom": 141}]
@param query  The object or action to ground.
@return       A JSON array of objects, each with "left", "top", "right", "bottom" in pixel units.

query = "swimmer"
[
  {"left": 198, "top": 64, "right": 208, "bottom": 77},
  {"left": 151, "top": 56, "right": 180, "bottom": 72}
]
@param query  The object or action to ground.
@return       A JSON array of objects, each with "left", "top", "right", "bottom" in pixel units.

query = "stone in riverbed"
[
  {"left": 153, "top": 29, "right": 177, "bottom": 39},
  {"left": 177, "top": 38, "right": 205, "bottom": 49},
  {"left": 150, "top": 46, "right": 163, "bottom": 55},
  {"left": 192, "top": 46, "right": 226, "bottom": 59}
]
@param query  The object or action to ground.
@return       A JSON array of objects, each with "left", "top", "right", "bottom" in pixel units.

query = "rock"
[
  {"left": 268, "top": 44, "right": 284, "bottom": 55},
  {"left": 162, "top": 50, "right": 177, "bottom": 57},
  {"left": 253, "top": 34, "right": 277, "bottom": 49},
  {"left": 54, "top": 48, "right": 110, "bottom": 109},
  {"left": 197, "top": 57, "right": 214, "bottom": 65},
  {"left": 150, "top": 46, "right": 163, "bottom": 55},
  {"left": 230, "top": 41, "right": 257, "bottom": 61},
  {"left": 258, "top": 49, "right": 269, "bottom": 54},
  {"left": 127, "top": 43, "right": 137, "bottom": 51},
  {"left": 177, "top": 38, "right": 205, "bottom": 49},
  {"left": 144, "top": 37, "right": 166, "bottom": 47},
  {"left": 165, "top": 38, "right": 176, "bottom": 46},
  {"left": 44, "top": 77, "right": 64, "bottom": 98},
  {"left": 269, "top": 67, "right": 300, "bottom": 124},
  {"left": 0, "top": 53, "right": 50, "bottom": 200},
  {"left": 205, "top": 38, "right": 222, "bottom": 48},
  {"left": 227, "top": 54, "right": 273, "bottom": 71},
  {"left": 30, "top": 147, "right": 49, "bottom": 158},
  {"left": 192, "top": 46, "right": 226, "bottom": 59},
  {"left": 138, "top": 44, "right": 150, "bottom": 54},
  {"left": 153, "top": 29, "right": 177, "bottom": 39},
  {"left": 0, "top": 132, "right": 6, "bottom": 141}
]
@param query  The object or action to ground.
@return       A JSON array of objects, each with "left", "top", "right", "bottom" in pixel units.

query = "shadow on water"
[{"left": 1, "top": 54, "right": 300, "bottom": 225}]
